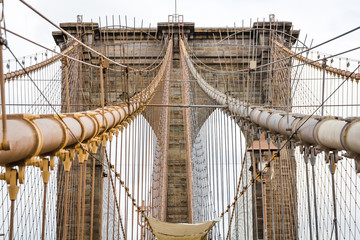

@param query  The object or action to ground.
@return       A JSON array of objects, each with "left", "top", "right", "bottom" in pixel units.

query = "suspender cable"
[
  {"left": 106, "top": 139, "right": 111, "bottom": 240},
  {"left": 90, "top": 154, "right": 95, "bottom": 240},
  {"left": 276, "top": 137, "right": 286, "bottom": 240},
  {"left": 76, "top": 158, "right": 83, "bottom": 240},
  {"left": 267, "top": 134, "right": 275, "bottom": 240},
  {"left": 258, "top": 130, "right": 268, "bottom": 240},
  {"left": 62, "top": 170, "right": 70, "bottom": 240},
  {"left": 81, "top": 156, "right": 87, "bottom": 240},
  {"left": 249, "top": 127, "right": 258, "bottom": 240},
  {"left": 304, "top": 148, "right": 313, "bottom": 240},
  {"left": 310, "top": 147, "right": 319, "bottom": 240},
  {"left": 329, "top": 153, "right": 339, "bottom": 240},
  {"left": 113, "top": 132, "right": 119, "bottom": 240}
]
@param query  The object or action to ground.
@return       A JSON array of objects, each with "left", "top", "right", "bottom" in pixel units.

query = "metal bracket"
[
  {"left": 0, "top": 168, "right": 19, "bottom": 201},
  {"left": 57, "top": 149, "right": 72, "bottom": 172}
]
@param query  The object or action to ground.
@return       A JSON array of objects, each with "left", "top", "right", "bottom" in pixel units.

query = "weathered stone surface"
[{"left": 53, "top": 19, "right": 298, "bottom": 237}]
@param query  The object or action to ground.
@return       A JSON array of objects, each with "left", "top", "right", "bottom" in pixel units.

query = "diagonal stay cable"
[
  {"left": 6, "top": 42, "right": 161, "bottom": 226},
  {"left": 103, "top": 148, "right": 129, "bottom": 240},
  {"left": 6, "top": 40, "right": 129, "bottom": 170},
  {"left": 19, "top": 0, "right": 158, "bottom": 73},
  {"left": 3, "top": 26, "right": 100, "bottom": 69},
  {"left": 5, "top": 43, "right": 85, "bottom": 142},
  {"left": 185, "top": 26, "right": 360, "bottom": 74},
  {"left": 279, "top": 63, "right": 360, "bottom": 154},
  {"left": 19, "top": 0, "right": 127, "bottom": 68},
  {"left": 211, "top": 59, "right": 360, "bottom": 228},
  {"left": 256, "top": 26, "right": 360, "bottom": 71}
]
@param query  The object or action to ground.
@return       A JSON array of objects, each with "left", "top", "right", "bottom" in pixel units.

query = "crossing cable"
[
  {"left": 2, "top": 27, "right": 100, "bottom": 69},
  {"left": 182, "top": 37, "right": 360, "bottom": 234},
  {"left": 7, "top": 35, "right": 174, "bottom": 237},
  {"left": 184, "top": 28, "right": 304, "bottom": 73},
  {"left": 5, "top": 42, "right": 162, "bottom": 233},
  {"left": 184, "top": 26, "right": 360, "bottom": 74},
  {"left": 5, "top": 43, "right": 88, "bottom": 146},
  {"left": 213, "top": 59, "right": 360, "bottom": 227},
  {"left": 225, "top": 153, "right": 247, "bottom": 240},
  {"left": 187, "top": 38, "right": 360, "bottom": 80},
  {"left": 103, "top": 148, "right": 130, "bottom": 240},
  {"left": 19, "top": 0, "right": 126, "bottom": 69},
  {"left": 256, "top": 45, "right": 360, "bottom": 76},
  {"left": 4, "top": 31, "right": 172, "bottom": 157},
  {"left": 291, "top": 38, "right": 314, "bottom": 99},
  {"left": 19, "top": 0, "right": 161, "bottom": 73},
  {"left": 3, "top": 26, "right": 169, "bottom": 79},
  {"left": 253, "top": 27, "right": 360, "bottom": 74}
]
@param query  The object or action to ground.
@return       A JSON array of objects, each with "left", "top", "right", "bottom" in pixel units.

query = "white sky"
[{"left": 3, "top": 0, "right": 360, "bottom": 61}]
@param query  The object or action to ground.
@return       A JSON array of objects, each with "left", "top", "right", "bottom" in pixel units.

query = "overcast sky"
[{"left": 3, "top": 0, "right": 360, "bottom": 62}]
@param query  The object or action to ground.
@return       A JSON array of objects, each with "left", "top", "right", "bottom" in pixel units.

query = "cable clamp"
[{"left": 0, "top": 36, "right": 7, "bottom": 46}]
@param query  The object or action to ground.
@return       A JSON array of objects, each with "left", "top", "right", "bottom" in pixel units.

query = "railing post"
[
  {"left": 310, "top": 147, "right": 319, "bottom": 240},
  {"left": 57, "top": 149, "right": 73, "bottom": 240},
  {"left": 276, "top": 137, "right": 286, "bottom": 240},
  {"left": 0, "top": 167, "right": 22, "bottom": 240},
  {"left": 321, "top": 58, "right": 327, "bottom": 116},
  {"left": 62, "top": 57, "right": 70, "bottom": 113},
  {"left": 0, "top": 25, "right": 10, "bottom": 151},
  {"left": 26, "top": 157, "right": 54, "bottom": 240},
  {"left": 303, "top": 147, "right": 313, "bottom": 240},
  {"left": 329, "top": 152, "right": 339, "bottom": 240},
  {"left": 99, "top": 56, "right": 109, "bottom": 124},
  {"left": 258, "top": 129, "right": 267, "bottom": 240}
]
